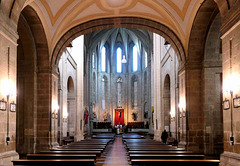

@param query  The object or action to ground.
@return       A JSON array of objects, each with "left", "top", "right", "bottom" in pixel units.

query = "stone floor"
[{"left": 95, "top": 136, "right": 131, "bottom": 166}]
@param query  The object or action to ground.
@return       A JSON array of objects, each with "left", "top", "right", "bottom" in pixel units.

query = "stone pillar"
[
  {"left": 153, "top": 33, "right": 162, "bottom": 141},
  {"left": 178, "top": 70, "right": 187, "bottom": 146},
  {"left": 51, "top": 71, "right": 59, "bottom": 147},
  {"left": 73, "top": 36, "right": 85, "bottom": 141}
]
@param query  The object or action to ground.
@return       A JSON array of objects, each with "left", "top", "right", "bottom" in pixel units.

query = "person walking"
[{"left": 161, "top": 129, "right": 168, "bottom": 144}]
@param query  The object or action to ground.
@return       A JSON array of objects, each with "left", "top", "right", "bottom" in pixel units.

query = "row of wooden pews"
[
  {"left": 12, "top": 135, "right": 113, "bottom": 166},
  {"left": 123, "top": 133, "right": 220, "bottom": 166}
]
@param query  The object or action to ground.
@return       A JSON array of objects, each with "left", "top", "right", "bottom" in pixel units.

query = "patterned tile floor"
[{"left": 95, "top": 136, "right": 131, "bottom": 166}]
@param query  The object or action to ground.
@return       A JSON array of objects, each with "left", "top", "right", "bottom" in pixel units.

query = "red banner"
[{"left": 115, "top": 109, "right": 124, "bottom": 125}]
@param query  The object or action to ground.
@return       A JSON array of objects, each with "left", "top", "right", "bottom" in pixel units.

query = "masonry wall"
[{"left": 220, "top": 21, "right": 240, "bottom": 166}]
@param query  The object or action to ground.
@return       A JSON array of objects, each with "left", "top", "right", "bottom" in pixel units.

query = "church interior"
[{"left": 0, "top": 0, "right": 240, "bottom": 165}]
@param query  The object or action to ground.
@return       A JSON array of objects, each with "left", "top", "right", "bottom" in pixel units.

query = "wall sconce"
[
  {"left": 0, "top": 99, "right": 7, "bottom": 111},
  {"left": 170, "top": 108, "right": 175, "bottom": 120},
  {"left": 52, "top": 101, "right": 59, "bottom": 119},
  {"left": 63, "top": 108, "right": 68, "bottom": 122},
  {"left": 10, "top": 103, "right": 16, "bottom": 112},
  {"left": 63, "top": 114, "right": 68, "bottom": 122},
  {"left": 178, "top": 99, "right": 186, "bottom": 118},
  {"left": 52, "top": 109, "right": 58, "bottom": 119}
]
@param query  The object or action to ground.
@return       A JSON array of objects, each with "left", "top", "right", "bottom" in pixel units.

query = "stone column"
[
  {"left": 51, "top": 71, "right": 59, "bottom": 147},
  {"left": 73, "top": 36, "right": 85, "bottom": 141},
  {"left": 153, "top": 33, "right": 162, "bottom": 141},
  {"left": 178, "top": 70, "right": 186, "bottom": 146}
]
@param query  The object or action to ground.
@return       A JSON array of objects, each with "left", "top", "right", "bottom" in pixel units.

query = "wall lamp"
[
  {"left": 170, "top": 108, "right": 175, "bottom": 120},
  {"left": 63, "top": 108, "right": 68, "bottom": 122},
  {"left": 52, "top": 101, "right": 59, "bottom": 119},
  {"left": 0, "top": 99, "right": 7, "bottom": 111},
  {"left": 178, "top": 99, "right": 186, "bottom": 117}
]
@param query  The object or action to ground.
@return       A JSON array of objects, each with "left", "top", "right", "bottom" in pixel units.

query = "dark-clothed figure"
[{"left": 161, "top": 130, "right": 168, "bottom": 144}]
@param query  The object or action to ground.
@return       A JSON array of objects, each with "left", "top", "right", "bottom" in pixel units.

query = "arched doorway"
[
  {"left": 67, "top": 76, "right": 76, "bottom": 137},
  {"left": 17, "top": 6, "right": 51, "bottom": 154},
  {"left": 163, "top": 74, "right": 171, "bottom": 136},
  {"left": 186, "top": 0, "right": 223, "bottom": 154}
]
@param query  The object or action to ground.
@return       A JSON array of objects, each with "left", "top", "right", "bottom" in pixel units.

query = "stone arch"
[
  {"left": 51, "top": 17, "right": 186, "bottom": 71},
  {"left": 186, "top": 0, "right": 222, "bottom": 153},
  {"left": 163, "top": 74, "right": 171, "bottom": 132},
  {"left": 17, "top": 5, "right": 50, "bottom": 153},
  {"left": 67, "top": 76, "right": 74, "bottom": 93},
  {"left": 67, "top": 76, "right": 76, "bottom": 136}
]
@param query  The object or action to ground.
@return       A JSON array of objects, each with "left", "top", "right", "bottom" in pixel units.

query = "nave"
[{"left": 12, "top": 133, "right": 219, "bottom": 166}]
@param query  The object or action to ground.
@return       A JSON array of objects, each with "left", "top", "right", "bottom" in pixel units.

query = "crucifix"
[{"left": 116, "top": 109, "right": 123, "bottom": 120}]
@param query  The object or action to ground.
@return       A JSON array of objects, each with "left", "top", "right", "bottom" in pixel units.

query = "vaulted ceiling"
[{"left": 22, "top": 0, "right": 204, "bottom": 54}]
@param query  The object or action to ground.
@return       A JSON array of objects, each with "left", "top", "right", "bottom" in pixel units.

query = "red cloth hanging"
[{"left": 115, "top": 109, "right": 124, "bottom": 125}]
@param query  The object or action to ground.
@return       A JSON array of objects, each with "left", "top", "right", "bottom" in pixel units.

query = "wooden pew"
[
  {"left": 129, "top": 151, "right": 193, "bottom": 155},
  {"left": 71, "top": 142, "right": 109, "bottom": 145},
  {"left": 60, "top": 145, "right": 106, "bottom": 149},
  {"left": 40, "top": 150, "right": 102, "bottom": 157},
  {"left": 131, "top": 159, "right": 220, "bottom": 166},
  {"left": 50, "top": 148, "right": 104, "bottom": 153},
  {"left": 128, "top": 148, "right": 186, "bottom": 151},
  {"left": 129, "top": 154, "right": 205, "bottom": 160},
  {"left": 122, "top": 134, "right": 144, "bottom": 139},
  {"left": 26, "top": 154, "right": 96, "bottom": 160},
  {"left": 12, "top": 159, "right": 95, "bottom": 166}
]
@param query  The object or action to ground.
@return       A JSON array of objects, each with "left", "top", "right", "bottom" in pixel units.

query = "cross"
[{"left": 116, "top": 109, "right": 123, "bottom": 120}]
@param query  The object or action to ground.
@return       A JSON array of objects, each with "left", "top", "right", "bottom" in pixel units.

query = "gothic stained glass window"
[
  {"left": 117, "top": 47, "right": 122, "bottom": 73},
  {"left": 92, "top": 52, "right": 95, "bottom": 68},
  {"left": 101, "top": 46, "right": 106, "bottom": 72},
  {"left": 145, "top": 50, "right": 148, "bottom": 68},
  {"left": 133, "top": 45, "right": 138, "bottom": 72}
]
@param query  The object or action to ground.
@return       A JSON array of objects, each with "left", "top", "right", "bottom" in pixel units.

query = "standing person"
[
  {"left": 161, "top": 129, "right": 168, "bottom": 144},
  {"left": 84, "top": 107, "right": 89, "bottom": 124}
]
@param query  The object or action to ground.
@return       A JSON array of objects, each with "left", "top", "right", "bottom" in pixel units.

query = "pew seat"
[
  {"left": 40, "top": 150, "right": 102, "bottom": 157},
  {"left": 26, "top": 154, "right": 96, "bottom": 160},
  {"left": 129, "top": 151, "right": 193, "bottom": 154},
  {"left": 12, "top": 159, "right": 94, "bottom": 166},
  {"left": 129, "top": 154, "right": 205, "bottom": 160},
  {"left": 131, "top": 159, "right": 220, "bottom": 166}
]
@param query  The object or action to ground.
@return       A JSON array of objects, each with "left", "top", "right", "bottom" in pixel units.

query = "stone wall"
[{"left": 220, "top": 21, "right": 240, "bottom": 166}]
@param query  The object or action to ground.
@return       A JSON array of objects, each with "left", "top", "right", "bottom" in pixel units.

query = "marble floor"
[{"left": 96, "top": 136, "right": 131, "bottom": 166}]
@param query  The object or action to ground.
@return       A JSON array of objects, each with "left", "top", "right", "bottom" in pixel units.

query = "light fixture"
[
  {"left": 0, "top": 99, "right": 7, "bottom": 111},
  {"left": 10, "top": 103, "right": 16, "bottom": 112},
  {"left": 63, "top": 108, "right": 68, "bottom": 122},
  {"left": 178, "top": 99, "right": 186, "bottom": 117},
  {"left": 170, "top": 108, "right": 175, "bottom": 119},
  {"left": 52, "top": 101, "right": 59, "bottom": 119},
  {"left": 122, "top": 55, "right": 127, "bottom": 63}
]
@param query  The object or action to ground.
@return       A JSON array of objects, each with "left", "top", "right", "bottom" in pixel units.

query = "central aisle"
[{"left": 96, "top": 136, "right": 131, "bottom": 166}]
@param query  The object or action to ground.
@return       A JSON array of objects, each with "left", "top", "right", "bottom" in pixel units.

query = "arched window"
[
  {"left": 101, "top": 46, "right": 106, "bottom": 72},
  {"left": 117, "top": 47, "right": 122, "bottom": 73},
  {"left": 133, "top": 45, "right": 138, "bottom": 72},
  {"left": 144, "top": 50, "right": 148, "bottom": 68},
  {"left": 92, "top": 52, "right": 95, "bottom": 68}
]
